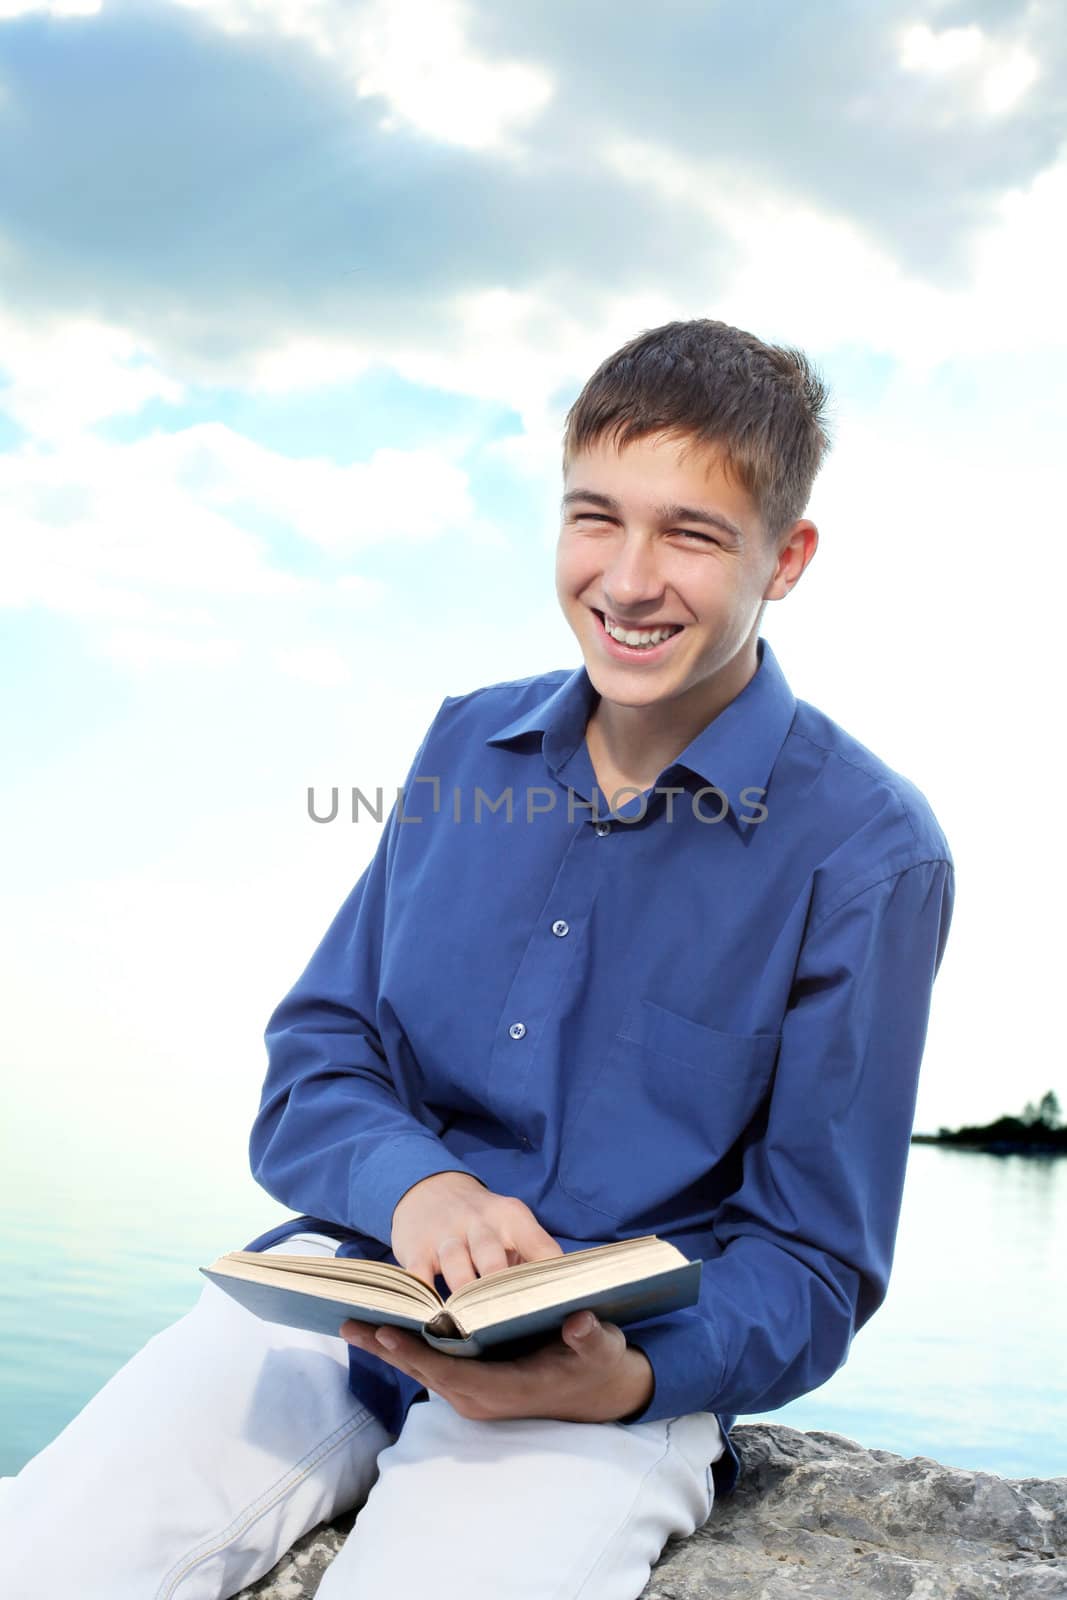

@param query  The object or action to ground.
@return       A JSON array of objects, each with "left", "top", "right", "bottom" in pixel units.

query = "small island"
[{"left": 912, "top": 1089, "right": 1066, "bottom": 1154}]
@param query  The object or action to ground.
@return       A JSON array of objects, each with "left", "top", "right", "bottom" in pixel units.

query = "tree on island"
[
  {"left": 1021, "top": 1090, "right": 1062, "bottom": 1130},
  {"left": 921, "top": 1088, "right": 1066, "bottom": 1151}
]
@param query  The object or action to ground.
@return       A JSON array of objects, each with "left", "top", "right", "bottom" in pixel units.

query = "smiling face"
[{"left": 555, "top": 430, "right": 811, "bottom": 740}]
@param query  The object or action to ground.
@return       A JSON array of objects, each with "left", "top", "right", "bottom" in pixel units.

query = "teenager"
[{"left": 3, "top": 318, "right": 954, "bottom": 1600}]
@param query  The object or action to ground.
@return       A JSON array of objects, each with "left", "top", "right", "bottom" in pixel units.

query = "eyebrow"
[{"left": 560, "top": 489, "right": 745, "bottom": 545}]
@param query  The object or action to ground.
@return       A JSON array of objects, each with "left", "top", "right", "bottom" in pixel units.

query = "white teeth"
[{"left": 603, "top": 616, "right": 682, "bottom": 647}]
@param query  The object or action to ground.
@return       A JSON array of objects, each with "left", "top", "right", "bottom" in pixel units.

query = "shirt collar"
[{"left": 485, "top": 634, "right": 797, "bottom": 818}]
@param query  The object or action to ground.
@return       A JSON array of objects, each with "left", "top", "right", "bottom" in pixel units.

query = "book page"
[
  {"left": 455, "top": 1257, "right": 691, "bottom": 1336},
  {"left": 214, "top": 1253, "right": 441, "bottom": 1310},
  {"left": 206, "top": 1258, "right": 440, "bottom": 1319},
  {"left": 446, "top": 1237, "right": 684, "bottom": 1312}
]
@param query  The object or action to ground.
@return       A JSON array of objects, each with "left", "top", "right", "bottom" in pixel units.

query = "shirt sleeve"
[
  {"left": 248, "top": 699, "right": 487, "bottom": 1246},
  {"left": 618, "top": 855, "right": 955, "bottom": 1425}
]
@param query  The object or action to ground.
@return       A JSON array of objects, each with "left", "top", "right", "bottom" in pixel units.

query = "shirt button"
[
  {"left": 595, "top": 822, "right": 611, "bottom": 836},
  {"left": 551, "top": 919, "right": 569, "bottom": 937},
  {"left": 508, "top": 1022, "right": 527, "bottom": 1040},
  {"left": 519, "top": 1136, "right": 531, "bottom": 1148}
]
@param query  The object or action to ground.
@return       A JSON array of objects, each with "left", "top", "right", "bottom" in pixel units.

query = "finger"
[
  {"left": 562, "top": 1312, "right": 628, "bottom": 1369},
  {"left": 451, "top": 1336, "right": 591, "bottom": 1418},
  {"left": 342, "top": 1322, "right": 425, "bottom": 1381},
  {"left": 405, "top": 1253, "right": 438, "bottom": 1291},
  {"left": 510, "top": 1208, "right": 565, "bottom": 1263},
  {"left": 562, "top": 1310, "right": 601, "bottom": 1346},
  {"left": 368, "top": 1327, "right": 433, "bottom": 1379},
  {"left": 341, "top": 1323, "right": 471, "bottom": 1411},
  {"left": 374, "top": 1332, "right": 499, "bottom": 1413},
  {"left": 465, "top": 1219, "right": 511, "bottom": 1281},
  {"left": 338, "top": 1319, "right": 377, "bottom": 1343},
  {"left": 424, "top": 1346, "right": 521, "bottom": 1414},
  {"left": 436, "top": 1234, "right": 479, "bottom": 1294}
]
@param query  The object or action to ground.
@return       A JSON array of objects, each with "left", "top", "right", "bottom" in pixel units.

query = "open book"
[{"left": 200, "top": 1235, "right": 701, "bottom": 1358}]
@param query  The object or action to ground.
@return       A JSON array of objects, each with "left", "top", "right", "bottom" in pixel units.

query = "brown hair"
[{"left": 561, "top": 318, "right": 834, "bottom": 544}]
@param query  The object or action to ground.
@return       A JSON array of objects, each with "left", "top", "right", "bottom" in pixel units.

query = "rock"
[{"left": 236, "top": 1424, "right": 1067, "bottom": 1598}]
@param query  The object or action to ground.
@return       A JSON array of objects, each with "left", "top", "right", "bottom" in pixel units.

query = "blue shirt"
[{"left": 242, "top": 635, "right": 954, "bottom": 1497}]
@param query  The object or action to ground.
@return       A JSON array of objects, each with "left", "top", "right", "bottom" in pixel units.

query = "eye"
[{"left": 570, "top": 514, "right": 719, "bottom": 547}]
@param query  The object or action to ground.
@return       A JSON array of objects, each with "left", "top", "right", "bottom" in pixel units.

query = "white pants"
[{"left": 1, "top": 1232, "right": 725, "bottom": 1600}]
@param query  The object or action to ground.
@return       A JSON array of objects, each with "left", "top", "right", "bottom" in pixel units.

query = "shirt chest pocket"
[{"left": 557, "top": 998, "right": 781, "bottom": 1226}]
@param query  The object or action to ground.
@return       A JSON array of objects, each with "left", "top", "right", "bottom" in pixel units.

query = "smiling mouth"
[
  {"left": 588, "top": 609, "right": 689, "bottom": 663},
  {"left": 591, "top": 608, "right": 686, "bottom": 638}
]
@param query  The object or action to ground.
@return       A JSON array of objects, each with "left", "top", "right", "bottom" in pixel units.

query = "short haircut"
[{"left": 561, "top": 318, "right": 834, "bottom": 544}]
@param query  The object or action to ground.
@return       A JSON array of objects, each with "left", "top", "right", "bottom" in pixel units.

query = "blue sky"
[{"left": 2, "top": 0, "right": 1065, "bottom": 1217}]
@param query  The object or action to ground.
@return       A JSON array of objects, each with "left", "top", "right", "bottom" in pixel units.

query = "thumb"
[{"left": 563, "top": 1310, "right": 622, "bottom": 1353}]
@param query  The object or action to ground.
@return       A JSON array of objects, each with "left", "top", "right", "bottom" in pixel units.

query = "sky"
[{"left": 2, "top": 0, "right": 1066, "bottom": 1234}]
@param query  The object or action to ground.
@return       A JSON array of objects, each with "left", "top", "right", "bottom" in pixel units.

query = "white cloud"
[
  {"left": 246, "top": 335, "right": 377, "bottom": 394},
  {"left": 274, "top": 642, "right": 353, "bottom": 686},
  {"left": 332, "top": 572, "right": 385, "bottom": 599},
  {"left": 97, "top": 627, "right": 244, "bottom": 668},
  {"left": 226, "top": 118, "right": 1067, "bottom": 437},
  {"left": 0, "top": 0, "right": 99, "bottom": 16},
  {"left": 0, "top": 416, "right": 477, "bottom": 673},
  {"left": 0, "top": 310, "right": 185, "bottom": 441},
  {"left": 0, "top": 434, "right": 306, "bottom": 618},
  {"left": 897, "top": 22, "right": 1040, "bottom": 117},
  {"left": 160, "top": 421, "right": 477, "bottom": 552},
  {"left": 168, "top": 0, "right": 553, "bottom": 151},
  {"left": 0, "top": 307, "right": 478, "bottom": 558},
  {"left": 1, "top": 10, "right": 1059, "bottom": 474},
  {"left": 167, "top": 0, "right": 335, "bottom": 54},
  {"left": 350, "top": 0, "right": 552, "bottom": 150},
  {"left": 595, "top": 133, "right": 1067, "bottom": 372}
]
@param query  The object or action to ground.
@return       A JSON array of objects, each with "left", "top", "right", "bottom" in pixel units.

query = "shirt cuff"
[
  {"left": 348, "top": 1134, "right": 486, "bottom": 1245},
  {"left": 616, "top": 1309, "right": 725, "bottom": 1425}
]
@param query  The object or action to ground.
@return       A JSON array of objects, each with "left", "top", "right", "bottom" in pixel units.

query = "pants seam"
[
  {"left": 155, "top": 1406, "right": 383, "bottom": 1600},
  {"left": 565, "top": 1418, "right": 675, "bottom": 1600}
]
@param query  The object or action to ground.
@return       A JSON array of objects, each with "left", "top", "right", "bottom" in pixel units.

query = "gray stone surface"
[{"left": 236, "top": 1423, "right": 1067, "bottom": 1598}]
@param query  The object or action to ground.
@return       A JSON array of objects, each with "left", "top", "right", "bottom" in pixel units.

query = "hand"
[
  {"left": 389, "top": 1170, "right": 564, "bottom": 1293},
  {"left": 340, "top": 1310, "right": 656, "bottom": 1423}
]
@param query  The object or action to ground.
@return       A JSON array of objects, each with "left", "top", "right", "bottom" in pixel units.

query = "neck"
[{"left": 588, "top": 636, "right": 761, "bottom": 788}]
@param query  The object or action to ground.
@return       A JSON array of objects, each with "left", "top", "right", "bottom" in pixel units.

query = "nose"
[{"left": 601, "top": 536, "right": 667, "bottom": 613}]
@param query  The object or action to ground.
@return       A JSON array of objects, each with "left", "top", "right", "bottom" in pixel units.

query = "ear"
[{"left": 765, "top": 520, "right": 818, "bottom": 600}]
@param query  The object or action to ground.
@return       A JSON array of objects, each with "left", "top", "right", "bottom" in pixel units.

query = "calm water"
[{"left": 2, "top": 1143, "right": 1065, "bottom": 1480}]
